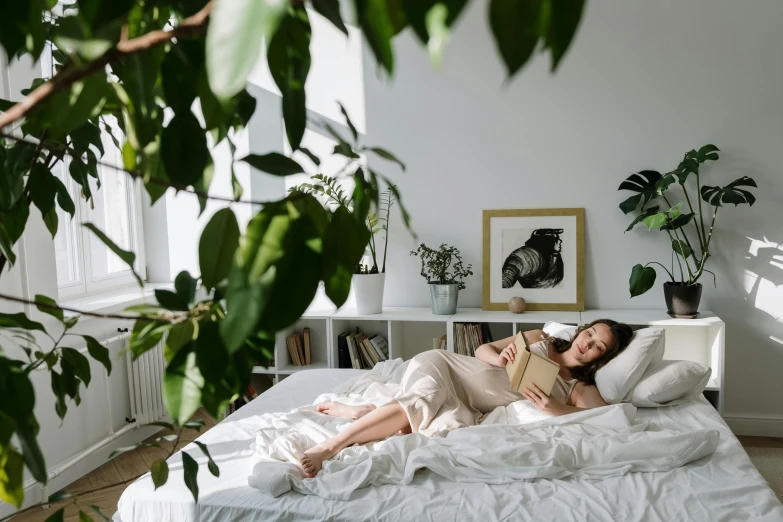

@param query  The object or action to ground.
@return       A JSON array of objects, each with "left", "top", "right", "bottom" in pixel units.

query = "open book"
[{"left": 505, "top": 331, "right": 561, "bottom": 396}]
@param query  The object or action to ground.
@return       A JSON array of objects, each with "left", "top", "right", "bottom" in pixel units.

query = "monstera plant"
[
  {"left": 619, "top": 145, "right": 757, "bottom": 316},
  {"left": 0, "top": 0, "right": 587, "bottom": 517}
]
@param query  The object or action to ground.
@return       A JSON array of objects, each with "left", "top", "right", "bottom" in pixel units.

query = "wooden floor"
[
  {"left": 11, "top": 410, "right": 217, "bottom": 522},
  {"left": 9, "top": 417, "right": 783, "bottom": 520}
]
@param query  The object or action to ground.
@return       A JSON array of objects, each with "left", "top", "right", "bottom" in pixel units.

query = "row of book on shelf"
[
  {"left": 226, "top": 384, "right": 260, "bottom": 415},
  {"left": 337, "top": 330, "right": 390, "bottom": 369},
  {"left": 286, "top": 328, "right": 312, "bottom": 366},
  {"left": 453, "top": 322, "right": 494, "bottom": 357}
]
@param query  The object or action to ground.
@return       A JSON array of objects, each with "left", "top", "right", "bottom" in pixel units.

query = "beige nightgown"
[{"left": 394, "top": 341, "right": 577, "bottom": 436}]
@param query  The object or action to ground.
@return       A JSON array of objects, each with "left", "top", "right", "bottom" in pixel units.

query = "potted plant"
[
  {"left": 410, "top": 243, "right": 473, "bottom": 315},
  {"left": 619, "top": 145, "right": 757, "bottom": 317}
]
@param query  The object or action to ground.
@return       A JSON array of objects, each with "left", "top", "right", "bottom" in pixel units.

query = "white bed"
[{"left": 115, "top": 369, "right": 783, "bottom": 522}]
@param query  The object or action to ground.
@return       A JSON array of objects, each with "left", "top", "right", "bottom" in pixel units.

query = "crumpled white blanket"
[{"left": 247, "top": 359, "right": 719, "bottom": 499}]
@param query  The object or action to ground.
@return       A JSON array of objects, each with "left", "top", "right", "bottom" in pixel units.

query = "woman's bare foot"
[
  {"left": 317, "top": 401, "right": 376, "bottom": 420},
  {"left": 300, "top": 443, "right": 337, "bottom": 478}
]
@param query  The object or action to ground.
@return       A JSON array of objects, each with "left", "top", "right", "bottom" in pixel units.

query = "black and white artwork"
[
  {"left": 483, "top": 209, "right": 584, "bottom": 311},
  {"left": 501, "top": 228, "right": 565, "bottom": 289}
]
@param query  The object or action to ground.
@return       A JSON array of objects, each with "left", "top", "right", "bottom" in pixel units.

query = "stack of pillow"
[{"left": 542, "top": 321, "right": 711, "bottom": 407}]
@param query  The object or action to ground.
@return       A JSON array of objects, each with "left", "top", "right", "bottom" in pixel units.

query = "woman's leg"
[
  {"left": 300, "top": 401, "right": 410, "bottom": 478},
  {"left": 317, "top": 401, "right": 376, "bottom": 419}
]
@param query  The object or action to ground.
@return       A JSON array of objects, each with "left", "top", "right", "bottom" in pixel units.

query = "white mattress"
[{"left": 115, "top": 369, "right": 783, "bottom": 522}]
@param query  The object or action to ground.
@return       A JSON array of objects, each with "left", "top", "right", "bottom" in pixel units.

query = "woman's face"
[{"left": 570, "top": 323, "right": 613, "bottom": 365}]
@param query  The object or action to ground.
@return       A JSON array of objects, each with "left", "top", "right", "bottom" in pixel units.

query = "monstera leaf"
[
  {"left": 618, "top": 170, "right": 662, "bottom": 214},
  {"left": 625, "top": 205, "right": 659, "bottom": 232},
  {"left": 701, "top": 176, "right": 757, "bottom": 207},
  {"left": 674, "top": 144, "right": 720, "bottom": 184}
]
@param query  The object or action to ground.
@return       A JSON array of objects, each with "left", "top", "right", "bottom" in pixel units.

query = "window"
[
  {"left": 53, "top": 119, "right": 147, "bottom": 299},
  {"left": 40, "top": 38, "right": 146, "bottom": 299}
]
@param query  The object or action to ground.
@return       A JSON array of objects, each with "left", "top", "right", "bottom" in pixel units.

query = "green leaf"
[
  {"left": 661, "top": 212, "right": 695, "bottom": 231},
  {"left": 194, "top": 441, "right": 220, "bottom": 477},
  {"left": 162, "top": 112, "right": 208, "bottom": 187},
  {"left": 701, "top": 177, "right": 757, "bottom": 207},
  {"left": 52, "top": 16, "right": 113, "bottom": 61},
  {"left": 83, "top": 335, "right": 111, "bottom": 375},
  {"left": 298, "top": 147, "right": 321, "bottom": 166},
  {"left": 322, "top": 205, "right": 370, "bottom": 307},
  {"left": 618, "top": 170, "right": 663, "bottom": 214},
  {"left": 629, "top": 264, "right": 656, "bottom": 297},
  {"left": 183, "top": 419, "right": 206, "bottom": 432},
  {"left": 267, "top": 8, "right": 312, "bottom": 150},
  {"left": 61, "top": 347, "right": 91, "bottom": 387},
  {"left": 0, "top": 223, "right": 17, "bottom": 266},
  {"left": 199, "top": 208, "right": 240, "bottom": 290},
  {"left": 672, "top": 239, "right": 692, "bottom": 259},
  {"left": 79, "top": 510, "right": 94, "bottom": 522},
  {"left": 0, "top": 448, "right": 24, "bottom": 507},
  {"left": 43, "top": 507, "right": 65, "bottom": 522},
  {"left": 17, "top": 418, "right": 47, "bottom": 483},
  {"left": 181, "top": 451, "right": 199, "bottom": 502},
  {"left": 424, "top": 4, "right": 450, "bottom": 66},
  {"left": 163, "top": 351, "right": 203, "bottom": 425},
  {"left": 43, "top": 209, "right": 59, "bottom": 239},
  {"left": 51, "top": 371, "right": 69, "bottom": 420},
  {"left": 313, "top": 0, "right": 348, "bottom": 35},
  {"left": 162, "top": 40, "right": 203, "bottom": 114},
  {"left": 338, "top": 103, "right": 358, "bottom": 142},
  {"left": 367, "top": 147, "right": 406, "bottom": 171},
  {"left": 128, "top": 320, "right": 173, "bottom": 358},
  {"left": 34, "top": 294, "right": 63, "bottom": 323},
  {"left": 63, "top": 316, "right": 79, "bottom": 329},
  {"left": 625, "top": 206, "right": 660, "bottom": 233},
  {"left": 175, "top": 271, "right": 198, "bottom": 305},
  {"left": 89, "top": 505, "right": 111, "bottom": 522},
  {"left": 668, "top": 202, "right": 682, "bottom": 220},
  {"left": 0, "top": 148, "right": 25, "bottom": 211},
  {"left": 52, "top": 175, "right": 76, "bottom": 217},
  {"left": 545, "top": 0, "right": 585, "bottom": 71},
  {"left": 355, "top": 0, "right": 394, "bottom": 74},
  {"left": 83, "top": 223, "right": 143, "bottom": 287},
  {"left": 155, "top": 289, "right": 189, "bottom": 312},
  {"left": 165, "top": 321, "right": 195, "bottom": 361},
  {"left": 333, "top": 142, "right": 360, "bottom": 159},
  {"left": 109, "top": 443, "right": 142, "bottom": 459},
  {"left": 29, "top": 163, "right": 58, "bottom": 216},
  {"left": 195, "top": 322, "right": 229, "bottom": 381},
  {"left": 0, "top": 312, "right": 46, "bottom": 332},
  {"left": 206, "top": 0, "right": 287, "bottom": 99},
  {"left": 489, "top": 0, "right": 541, "bottom": 78},
  {"left": 696, "top": 144, "right": 720, "bottom": 163},
  {"left": 48, "top": 490, "right": 73, "bottom": 503},
  {"left": 0, "top": 197, "right": 30, "bottom": 244},
  {"left": 150, "top": 459, "right": 169, "bottom": 489},
  {"left": 69, "top": 158, "right": 93, "bottom": 202},
  {"left": 641, "top": 212, "right": 667, "bottom": 229},
  {"left": 239, "top": 153, "right": 304, "bottom": 176}
]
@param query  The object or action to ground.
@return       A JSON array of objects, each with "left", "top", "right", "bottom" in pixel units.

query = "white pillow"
[
  {"left": 542, "top": 321, "right": 577, "bottom": 340},
  {"left": 629, "top": 360, "right": 711, "bottom": 407},
  {"left": 595, "top": 328, "right": 665, "bottom": 404}
]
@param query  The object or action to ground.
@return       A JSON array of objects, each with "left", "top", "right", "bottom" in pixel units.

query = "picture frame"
[{"left": 482, "top": 208, "right": 584, "bottom": 311}]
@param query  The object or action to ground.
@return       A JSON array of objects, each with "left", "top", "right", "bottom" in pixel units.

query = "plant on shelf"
[
  {"left": 619, "top": 144, "right": 757, "bottom": 316},
  {"left": 410, "top": 243, "right": 473, "bottom": 315},
  {"left": 0, "top": 0, "right": 586, "bottom": 515},
  {"left": 290, "top": 105, "right": 405, "bottom": 314}
]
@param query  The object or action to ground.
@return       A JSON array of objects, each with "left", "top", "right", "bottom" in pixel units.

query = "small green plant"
[
  {"left": 619, "top": 144, "right": 757, "bottom": 296},
  {"left": 410, "top": 243, "right": 473, "bottom": 290}
]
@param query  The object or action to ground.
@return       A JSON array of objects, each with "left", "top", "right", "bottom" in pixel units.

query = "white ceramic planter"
[{"left": 353, "top": 273, "right": 385, "bottom": 314}]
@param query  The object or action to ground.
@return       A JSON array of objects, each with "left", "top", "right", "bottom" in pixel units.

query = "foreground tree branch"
[{"left": 0, "top": 2, "right": 213, "bottom": 131}]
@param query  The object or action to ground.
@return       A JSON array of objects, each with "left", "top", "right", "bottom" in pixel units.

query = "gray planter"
[
  {"left": 663, "top": 282, "right": 702, "bottom": 318},
  {"left": 429, "top": 283, "right": 459, "bottom": 315}
]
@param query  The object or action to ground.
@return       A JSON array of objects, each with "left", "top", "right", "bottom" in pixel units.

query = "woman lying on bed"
[{"left": 300, "top": 318, "right": 634, "bottom": 477}]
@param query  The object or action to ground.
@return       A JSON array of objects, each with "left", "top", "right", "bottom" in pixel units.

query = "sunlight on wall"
[{"left": 743, "top": 237, "right": 783, "bottom": 322}]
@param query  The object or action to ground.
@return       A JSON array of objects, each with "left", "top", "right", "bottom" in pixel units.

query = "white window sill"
[{"left": 61, "top": 283, "right": 173, "bottom": 318}]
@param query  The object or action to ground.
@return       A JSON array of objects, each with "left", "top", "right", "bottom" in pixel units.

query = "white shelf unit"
[
  {"left": 581, "top": 309, "right": 725, "bottom": 412},
  {"left": 249, "top": 306, "right": 725, "bottom": 414}
]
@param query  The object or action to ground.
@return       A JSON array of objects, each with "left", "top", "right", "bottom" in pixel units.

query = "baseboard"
[
  {"left": 0, "top": 423, "right": 162, "bottom": 519},
  {"left": 724, "top": 413, "right": 783, "bottom": 437}
]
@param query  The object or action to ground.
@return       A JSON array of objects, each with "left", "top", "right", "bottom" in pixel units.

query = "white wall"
[{"left": 359, "top": 1, "right": 783, "bottom": 426}]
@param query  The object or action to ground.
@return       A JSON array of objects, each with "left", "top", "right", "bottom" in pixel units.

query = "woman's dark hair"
[{"left": 549, "top": 319, "right": 634, "bottom": 385}]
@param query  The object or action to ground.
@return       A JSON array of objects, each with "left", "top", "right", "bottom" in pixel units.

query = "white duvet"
[{"left": 247, "top": 359, "right": 719, "bottom": 499}]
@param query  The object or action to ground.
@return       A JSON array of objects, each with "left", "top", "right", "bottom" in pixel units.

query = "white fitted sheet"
[{"left": 115, "top": 369, "right": 783, "bottom": 522}]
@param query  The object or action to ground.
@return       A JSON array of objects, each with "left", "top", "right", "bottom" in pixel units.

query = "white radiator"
[{"left": 122, "top": 332, "right": 167, "bottom": 424}]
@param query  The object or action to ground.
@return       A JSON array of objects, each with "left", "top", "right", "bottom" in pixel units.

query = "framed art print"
[{"left": 482, "top": 208, "right": 584, "bottom": 311}]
